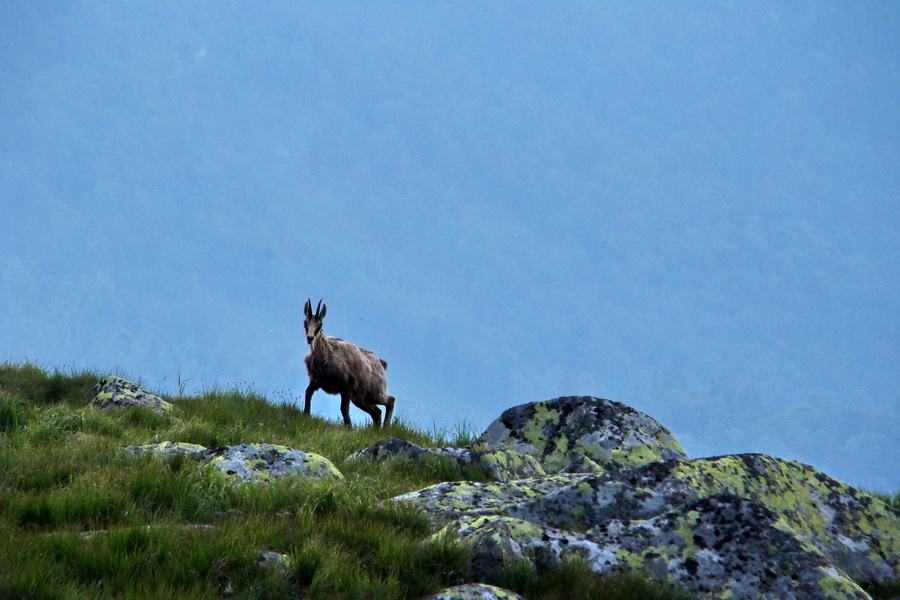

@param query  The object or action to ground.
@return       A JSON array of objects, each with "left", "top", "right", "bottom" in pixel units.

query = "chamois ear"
[
  {"left": 304, "top": 299, "right": 312, "bottom": 319},
  {"left": 319, "top": 303, "right": 327, "bottom": 320}
]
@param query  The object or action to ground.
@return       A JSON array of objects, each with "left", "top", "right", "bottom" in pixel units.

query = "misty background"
[{"left": 1, "top": 3, "right": 897, "bottom": 490}]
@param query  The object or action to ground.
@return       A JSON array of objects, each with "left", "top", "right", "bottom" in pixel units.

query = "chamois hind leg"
[
  {"left": 340, "top": 393, "right": 353, "bottom": 428},
  {"left": 360, "top": 404, "right": 382, "bottom": 428},
  {"left": 383, "top": 395, "right": 395, "bottom": 429},
  {"left": 304, "top": 383, "right": 318, "bottom": 415}
]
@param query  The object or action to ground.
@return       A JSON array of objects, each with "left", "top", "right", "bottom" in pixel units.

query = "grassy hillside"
[{"left": 0, "top": 363, "right": 696, "bottom": 600}]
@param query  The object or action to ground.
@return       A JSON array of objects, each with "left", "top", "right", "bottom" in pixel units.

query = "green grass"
[
  {"left": 0, "top": 364, "right": 473, "bottom": 599},
  {"left": 1, "top": 362, "right": 895, "bottom": 599},
  {"left": 500, "top": 557, "right": 693, "bottom": 600}
]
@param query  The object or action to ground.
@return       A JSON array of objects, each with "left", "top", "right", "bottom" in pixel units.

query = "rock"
[
  {"left": 561, "top": 455, "right": 900, "bottom": 583},
  {"left": 419, "top": 583, "right": 524, "bottom": 600},
  {"left": 122, "top": 441, "right": 345, "bottom": 484},
  {"left": 198, "top": 443, "right": 343, "bottom": 483},
  {"left": 587, "top": 494, "right": 872, "bottom": 600},
  {"left": 451, "top": 448, "right": 546, "bottom": 481},
  {"left": 390, "top": 474, "right": 587, "bottom": 527},
  {"left": 436, "top": 514, "right": 601, "bottom": 586},
  {"left": 347, "top": 439, "right": 544, "bottom": 482},
  {"left": 347, "top": 438, "right": 429, "bottom": 461},
  {"left": 257, "top": 550, "right": 292, "bottom": 576},
  {"left": 654, "top": 454, "right": 900, "bottom": 583},
  {"left": 389, "top": 396, "right": 899, "bottom": 597},
  {"left": 475, "top": 396, "right": 687, "bottom": 473},
  {"left": 124, "top": 441, "right": 207, "bottom": 459},
  {"left": 395, "top": 454, "right": 900, "bottom": 583},
  {"left": 559, "top": 454, "right": 607, "bottom": 474},
  {"left": 91, "top": 376, "right": 174, "bottom": 416},
  {"left": 436, "top": 495, "right": 872, "bottom": 600},
  {"left": 75, "top": 523, "right": 216, "bottom": 541}
]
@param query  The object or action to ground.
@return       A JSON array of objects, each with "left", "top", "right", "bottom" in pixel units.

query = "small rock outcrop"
[
  {"left": 125, "top": 442, "right": 344, "bottom": 483},
  {"left": 475, "top": 396, "right": 688, "bottom": 473},
  {"left": 199, "top": 443, "right": 343, "bottom": 483},
  {"left": 347, "top": 438, "right": 544, "bottom": 481},
  {"left": 124, "top": 441, "right": 207, "bottom": 458},
  {"left": 348, "top": 438, "right": 429, "bottom": 462},
  {"left": 388, "top": 396, "right": 899, "bottom": 600},
  {"left": 351, "top": 396, "right": 686, "bottom": 482},
  {"left": 92, "top": 376, "right": 175, "bottom": 416},
  {"left": 256, "top": 550, "right": 293, "bottom": 576},
  {"left": 419, "top": 583, "right": 524, "bottom": 600}
]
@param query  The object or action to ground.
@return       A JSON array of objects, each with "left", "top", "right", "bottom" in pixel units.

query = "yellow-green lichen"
[
  {"left": 541, "top": 435, "right": 570, "bottom": 473},
  {"left": 817, "top": 572, "right": 870, "bottom": 599},
  {"left": 305, "top": 453, "right": 344, "bottom": 479},
  {"left": 613, "top": 547, "right": 644, "bottom": 569},
  {"left": 523, "top": 404, "right": 562, "bottom": 445},
  {"left": 610, "top": 443, "right": 661, "bottom": 468},
  {"left": 443, "top": 515, "right": 545, "bottom": 546},
  {"left": 477, "top": 450, "right": 546, "bottom": 480},
  {"left": 567, "top": 455, "right": 607, "bottom": 474}
]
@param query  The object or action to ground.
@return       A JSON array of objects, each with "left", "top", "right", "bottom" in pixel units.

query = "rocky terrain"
[{"left": 90, "top": 376, "right": 900, "bottom": 600}]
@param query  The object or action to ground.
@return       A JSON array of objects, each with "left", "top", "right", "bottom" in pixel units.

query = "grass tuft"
[
  {"left": 0, "top": 395, "right": 29, "bottom": 433},
  {"left": 0, "top": 363, "right": 100, "bottom": 407},
  {"left": 500, "top": 557, "right": 694, "bottom": 600}
]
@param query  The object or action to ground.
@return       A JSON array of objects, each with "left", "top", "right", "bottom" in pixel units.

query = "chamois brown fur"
[{"left": 303, "top": 299, "right": 395, "bottom": 428}]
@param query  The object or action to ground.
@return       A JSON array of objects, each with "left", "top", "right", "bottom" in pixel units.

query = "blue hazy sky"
[{"left": 2, "top": 3, "right": 897, "bottom": 490}]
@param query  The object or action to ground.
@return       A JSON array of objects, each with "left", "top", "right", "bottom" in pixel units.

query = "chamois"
[{"left": 302, "top": 299, "right": 396, "bottom": 428}]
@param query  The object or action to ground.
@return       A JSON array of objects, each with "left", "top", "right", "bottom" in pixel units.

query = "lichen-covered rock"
[
  {"left": 514, "top": 455, "right": 900, "bottom": 582},
  {"left": 452, "top": 448, "right": 545, "bottom": 481},
  {"left": 198, "top": 443, "right": 343, "bottom": 483},
  {"left": 435, "top": 514, "right": 608, "bottom": 586},
  {"left": 257, "top": 550, "right": 293, "bottom": 577},
  {"left": 396, "top": 458, "right": 900, "bottom": 586},
  {"left": 559, "top": 454, "right": 607, "bottom": 474},
  {"left": 124, "top": 441, "right": 207, "bottom": 459},
  {"left": 395, "top": 453, "right": 900, "bottom": 583},
  {"left": 419, "top": 583, "right": 524, "bottom": 600},
  {"left": 91, "top": 376, "right": 174, "bottom": 416},
  {"left": 436, "top": 496, "right": 872, "bottom": 600},
  {"left": 666, "top": 454, "right": 900, "bottom": 583},
  {"left": 475, "top": 396, "right": 687, "bottom": 473},
  {"left": 347, "top": 439, "right": 544, "bottom": 482},
  {"left": 346, "top": 438, "right": 430, "bottom": 463},
  {"left": 391, "top": 396, "right": 897, "bottom": 595},
  {"left": 587, "top": 494, "right": 872, "bottom": 600},
  {"left": 390, "top": 474, "right": 587, "bottom": 526}
]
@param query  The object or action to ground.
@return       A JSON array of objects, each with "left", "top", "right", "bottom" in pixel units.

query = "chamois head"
[{"left": 303, "top": 299, "right": 326, "bottom": 345}]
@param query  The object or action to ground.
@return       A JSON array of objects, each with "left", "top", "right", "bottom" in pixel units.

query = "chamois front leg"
[
  {"left": 340, "top": 392, "right": 353, "bottom": 428},
  {"left": 304, "top": 382, "right": 318, "bottom": 415}
]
